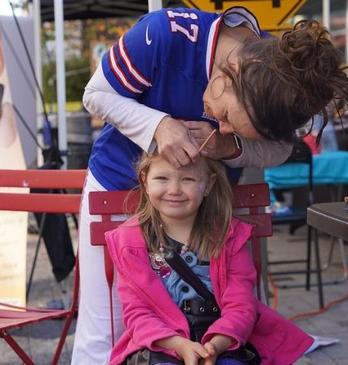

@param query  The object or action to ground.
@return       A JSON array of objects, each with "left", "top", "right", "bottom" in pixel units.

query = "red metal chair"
[
  {"left": 0, "top": 169, "right": 86, "bottom": 365},
  {"left": 89, "top": 183, "right": 273, "bottom": 345}
]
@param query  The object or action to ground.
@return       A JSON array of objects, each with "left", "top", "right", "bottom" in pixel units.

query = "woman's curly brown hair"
[{"left": 230, "top": 20, "right": 348, "bottom": 142}]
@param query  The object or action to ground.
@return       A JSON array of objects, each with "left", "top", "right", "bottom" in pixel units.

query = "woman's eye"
[
  {"left": 182, "top": 177, "right": 196, "bottom": 182},
  {"left": 153, "top": 176, "right": 167, "bottom": 181}
]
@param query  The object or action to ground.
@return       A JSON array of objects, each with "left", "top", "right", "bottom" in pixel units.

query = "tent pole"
[
  {"left": 148, "top": 0, "right": 162, "bottom": 12},
  {"left": 346, "top": 0, "right": 348, "bottom": 64},
  {"left": 32, "top": 0, "right": 43, "bottom": 167},
  {"left": 54, "top": 0, "right": 67, "bottom": 168},
  {"left": 322, "top": 0, "right": 330, "bottom": 30}
]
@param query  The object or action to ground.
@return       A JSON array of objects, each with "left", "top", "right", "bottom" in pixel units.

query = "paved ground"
[
  {"left": 268, "top": 226, "right": 348, "bottom": 365},
  {"left": 1, "top": 218, "right": 348, "bottom": 364}
]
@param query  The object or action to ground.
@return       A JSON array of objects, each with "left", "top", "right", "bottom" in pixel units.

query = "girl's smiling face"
[{"left": 143, "top": 156, "right": 215, "bottom": 224}]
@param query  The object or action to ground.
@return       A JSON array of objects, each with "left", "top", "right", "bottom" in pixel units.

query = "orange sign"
[{"left": 181, "top": 0, "right": 307, "bottom": 30}]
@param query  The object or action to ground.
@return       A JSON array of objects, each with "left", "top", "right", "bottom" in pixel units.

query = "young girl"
[{"left": 105, "top": 153, "right": 313, "bottom": 365}]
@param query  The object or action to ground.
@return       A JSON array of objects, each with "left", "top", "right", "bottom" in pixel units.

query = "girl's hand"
[
  {"left": 200, "top": 342, "right": 217, "bottom": 365},
  {"left": 154, "top": 336, "right": 210, "bottom": 365},
  {"left": 154, "top": 116, "right": 200, "bottom": 168},
  {"left": 201, "top": 335, "right": 236, "bottom": 365},
  {"left": 175, "top": 337, "right": 211, "bottom": 365},
  {"left": 185, "top": 121, "right": 240, "bottom": 160}
]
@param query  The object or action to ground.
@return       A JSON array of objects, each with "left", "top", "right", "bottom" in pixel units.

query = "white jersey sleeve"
[{"left": 83, "top": 63, "right": 168, "bottom": 152}]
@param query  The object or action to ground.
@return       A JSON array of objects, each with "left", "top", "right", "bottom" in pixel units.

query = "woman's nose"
[{"left": 219, "top": 120, "right": 233, "bottom": 135}]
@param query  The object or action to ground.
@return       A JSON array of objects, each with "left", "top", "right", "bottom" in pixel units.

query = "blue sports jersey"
[{"left": 89, "top": 7, "right": 261, "bottom": 190}]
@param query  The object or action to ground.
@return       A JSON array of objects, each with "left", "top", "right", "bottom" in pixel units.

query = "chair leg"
[
  {"left": 305, "top": 226, "right": 312, "bottom": 291},
  {"left": 52, "top": 261, "right": 80, "bottom": 365},
  {"left": 51, "top": 310, "right": 77, "bottom": 365},
  {"left": 322, "top": 237, "right": 336, "bottom": 270},
  {"left": 26, "top": 212, "right": 47, "bottom": 299},
  {"left": 313, "top": 229, "right": 324, "bottom": 308},
  {"left": 320, "top": 238, "right": 348, "bottom": 283},
  {"left": 104, "top": 248, "right": 115, "bottom": 347},
  {"left": 1, "top": 330, "right": 35, "bottom": 365},
  {"left": 338, "top": 239, "right": 348, "bottom": 279}
]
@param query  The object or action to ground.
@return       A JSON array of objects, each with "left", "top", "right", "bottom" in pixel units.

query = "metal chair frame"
[
  {"left": 268, "top": 140, "right": 314, "bottom": 290},
  {"left": 0, "top": 169, "right": 86, "bottom": 365}
]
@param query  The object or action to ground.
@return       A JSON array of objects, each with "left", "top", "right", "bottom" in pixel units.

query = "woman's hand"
[
  {"left": 155, "top": 336, "right": 212, "bottom": 365},
  {"left": 185, "top": 121, "right": 240, "bottom": 160},
  {"left": 154, "top": 116, "right": 200, "bottom": 168}
]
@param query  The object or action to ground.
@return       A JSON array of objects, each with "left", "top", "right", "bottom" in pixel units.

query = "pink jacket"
[{"left": 105, "top": 217, "right": 313, "bottom": 365}]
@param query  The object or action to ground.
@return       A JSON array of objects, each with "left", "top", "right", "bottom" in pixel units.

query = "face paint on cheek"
[
  {"left": 197, "top": 179, "right": 210, "bottom": 197},
  {"left": 198, "top": 183, "right": 205, "bottom": 194}
]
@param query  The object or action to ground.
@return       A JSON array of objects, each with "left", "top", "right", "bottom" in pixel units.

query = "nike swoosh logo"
[{"left": 145, "top": 25, "right": 152, "bottom": 46}]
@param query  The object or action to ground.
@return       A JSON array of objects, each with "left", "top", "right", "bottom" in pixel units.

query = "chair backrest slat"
[
  {"left": 89, "top": 190, "right": 139, "bottom": 215},
  {"left": 236, "top": 214, "right": 272, "bottom": 238},
  {"left": 232, "top": 183, "right": 270, "bottom": 208},
  {"left": 90, "top": 221, "right": 124, "bottom": 246},
  {"left": 0, "top": 193, "right": 81, "bottom": 214},
  {"left": 0, "top": 169, "right": 86, "bottom": 189},
  {"left": 0, "top": 170, "right": 85, "bottom": 214}
]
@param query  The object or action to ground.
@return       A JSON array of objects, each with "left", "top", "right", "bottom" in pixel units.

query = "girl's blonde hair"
[{"left": 136, "top": 153, "right": 233, "bottom": 259}]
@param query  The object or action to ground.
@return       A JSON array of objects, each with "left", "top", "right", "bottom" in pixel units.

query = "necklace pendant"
[
  {"left": 150, "top": 252, "right": 172, "bottom": 278},
  {"left": 150, "top": 253, "right": 165, "bottom": 270},
  {"left": 159, "top": 265, "right": 171, "bottom": 278}
]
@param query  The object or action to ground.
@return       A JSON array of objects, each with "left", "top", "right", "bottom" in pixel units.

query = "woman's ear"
[
  {"left": 222, "top": 69, "right": 237, "bottom": 90},
  {"left": 204, "top": 174, "right": 216, "bottom": 196},
  {"left": 223, "top": 56, "right": 242, "bottom": 90}
]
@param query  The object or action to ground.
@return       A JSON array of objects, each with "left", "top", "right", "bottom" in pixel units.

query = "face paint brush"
[{"left": 198, "top": 129, "right": 217, "bottom": 153}]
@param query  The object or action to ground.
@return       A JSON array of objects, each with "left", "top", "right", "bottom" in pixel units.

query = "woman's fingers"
[
  {"left": 171, "top": 148, "right": 194, "bottom": 169},
  {"left": 160, "top": 138, "right": 199, "bottom": 168},
  {"left": 188, "top": 124, "right": 239, "bottom": 160},
  {"left": 154, "top": 117, "right": 234, "bottom": 165},
  {"left": 154, "top": 117, "right": 200, "bottom": 167},
  {"left": 186, "top": 121, "right": 214, "bottom": 140},
  {"left": 186, "top": 121, "right": 218, "bottom": 156}
]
